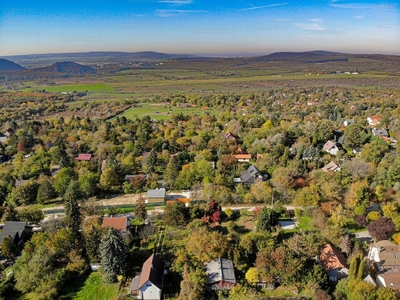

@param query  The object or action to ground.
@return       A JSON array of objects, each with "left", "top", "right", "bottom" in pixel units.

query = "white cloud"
[
  {"left": 295, "top": 19, "right": 325, "bottom": 31},
  {"left": 156, "top": 9, "right": 205, "bottom": 17},
  {"left": 239, "top": 3, "right": 288, "bottom": 11},
  {"left": 354, "top": 15, "right": 365, "bottom": 19},
  {"left": 158, "top": 0, "right": 193, "bottom": 5},
  {"left": 330, "top": 3, "right": 396, "bottom": 10}
]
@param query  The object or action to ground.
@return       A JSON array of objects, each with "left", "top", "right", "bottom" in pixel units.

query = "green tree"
[
  {"left": 164, "top": 201, "right": 190, "bottom": 226},
  {"left": 2, "top": 205, "right": 19, "bottom": 222},
  {"left": 82, "top": 217, "right": 106, "bottom": 263},
  {"left": 362, "top": 136, "right": 390, "bottom": 165},
  {"left": 164, "top": 156, "right": 180, "bottom": 188},
  {"left": 100, "top": 227, "right": 126, "bottom": 282},
  {"left": 1, "top": 235, "right": 17, "bottom": 259},
  {"left": 17, "top": 206, "right": 44, "bottom": 224},
  {"left": 64, "top": 181, "right": 82, "bottom": 229},
  {"left": 54, "top": 167, "right": 78, "bottom": 197},
  {"left": 256, "top": 206, "right": 279, "bottom": 231},
  {"left": 7, "top": 181, "right": 39, "bottom": 206},
  {"left": 145, "top": 148, "right": 157, "bottom": 174},
  {"left": 78, "top": 172, "right": 99, "bottom": 198},
  {"left": 36, "top": 180, "right": 56, "bottom": 204},
  {"left": 99, "top": 167, "right": 120, "bottom": 192}
]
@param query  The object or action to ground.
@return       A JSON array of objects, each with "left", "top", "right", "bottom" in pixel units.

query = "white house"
[
  {"left": 368, "top": 240, "right": 400, "bottom": 291},
  {"left": 323, "top": 141, "right": 339, "bottom": 156},
  {"left": 130, "top": 254, "right": 166, "bottom": 300}
]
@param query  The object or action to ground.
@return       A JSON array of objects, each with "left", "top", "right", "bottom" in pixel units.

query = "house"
[
  {"left": 225, "top": 132, "right": 239, "bottom": 144},
  {"left": 205, "top": 258, "right": 236, "bottom": 290},
  {"left": 15, "top": 179, "right": 29, "bottom": 187},
  {"left": 50, "top": 165, "right": 61, "bottom": 177},
  {"left": 75, "top": 153, "right": 92, "bottom": 161},
  {"left": 130, "top": 254, "right": 166, "bottom": 300},
  {"left": 323, "top": 141, "right": 339, "bottom": 156},
  {"left": 322, "top": 161, "right": 341, "bottom": 172},
  {"left": 147, "top": 189, "right": 166, "bottom": 203},
  {"left": 234, "top": 165, "right": 263, "bottom": 184},
  {"left": 343, "top": 119, "right": 354, "bottom": 127},
  {"left": 318, "top": 244, "right": 349, "bottom": 281},
  {"left": 372, "top": 129, "right": 389, "bottom": 137},
  {"left": 368, "top": 240, "right": 400, "bottom": 291},
  {"left": 234, "top": 154, "right": 251, "bottom": 163},
  {"left": 0, "top": 221, "right": 28, "bottom": 248},
  {"left": 102, "top": 216, "right": 130, "bottom": 233},
  {"left": 367, "top": 116, "right": 382, "bottom": 128},
  {"left": 4, "top": 128, "right": 14, "bottom": 137},
  {"left": 0, "top": 133, "right": 7, "bottom": 144}
]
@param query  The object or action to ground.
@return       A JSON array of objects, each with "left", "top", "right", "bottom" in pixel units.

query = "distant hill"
[
  {"left": 0, "top": 59, "right": 25, "bottom": 71},
  {"left": 37, "top": 61, "right": 96, "bottom": 75},
  {"left": 253, "top": 51, "right": 349, "bottom": 62},
  {"left": 0, "top": 61, "right": 96, "bottom": 81}
]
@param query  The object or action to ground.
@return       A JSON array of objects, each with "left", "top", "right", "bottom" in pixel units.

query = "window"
[{"left": 390, "top": 283, "right": 395, "bottom": 288}]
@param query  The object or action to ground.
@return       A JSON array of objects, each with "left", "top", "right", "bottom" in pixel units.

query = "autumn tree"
[
  {"left": 17, "top": 206, "right": 44, "bottom": 224},
  {"left": 368, "top": 217, "right": 396, "bottom": 241},
  {"left": 164, "top": 201, "right": 190, "bottom": 226},
  {"left": 82, "top": 217, "right": 106, "bottom": 263},
  {"left": 134, "top": 195, "right": 147, "bottom": 222},
  {"left": 1, "top": 235, "right": 17, "bottom": 259}
]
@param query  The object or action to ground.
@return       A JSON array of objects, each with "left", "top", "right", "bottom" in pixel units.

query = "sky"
[{"left": 0, "top": 0, "right": 399, "bottom": 56}]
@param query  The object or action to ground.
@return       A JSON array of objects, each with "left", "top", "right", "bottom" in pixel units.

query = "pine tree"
[
  {"left": 146, "top": 149, "right": 157, "bottom": 174},
  {"left": 36, "top": 180, "right": 56, "bottom": 204},
  {"left": 164, "top": 156, "right": 180, "bottom": 188},
  {"left": 3, "top": 205, "right": 19, "bottom": 222},
  {"left": 100, "top": 227, "right": 126, "bottom": 282},
  {"left": 64, "top": 181, "right": 82, "bottom": 229}
]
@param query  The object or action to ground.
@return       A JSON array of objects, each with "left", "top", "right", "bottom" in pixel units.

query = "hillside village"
[{"left": 0, "top": 86, "right": 400, "bottom": 299}]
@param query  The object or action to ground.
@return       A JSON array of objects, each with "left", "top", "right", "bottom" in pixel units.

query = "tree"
[
  {"left": 17, "top": 206, "right": 44, "bottom": 224},
  {"left": 78, "top": 172, "right": 99, "bottom": 198},
  {"left": 145, "top": 148, "right": 157, "bottom": 174},
  {"left": 1, "top": 235, "right": 17, "bottom": 259},
  {"left": 7, "top": 181, "right": 39, "bottom": 206},
  {"left": 82, "top": 217, "right": 106, "bottom": 263},
  {"left": 2, "top": 205, "right": 19, "bottom": 222},
  {"left": 164, "top": 201, "right": 190, "bottom": 226},
  {"left": 245, "top": 268, "right": 260, "bottom": 285},
  {"left": 54, "top": 167, "right": 78, "bottom": 197},
  {"left": 36, "top": 180, "right": 56, "bottom": 204},
  {"left": 100, "top": 227, "right": 126, "bottom": 282},
  {"left": 368, "top": 217, "right": 396, "bottom": 242},
  {"left": 345, "top": 181, "right": 370, "bottom": 208},
  {"left": 256, "top": 206, "right": 279, "bottom": 231},
  {"left": 99, "top": 167, "right": 120, "bottom": 192},
  {"left": 164, "top": 156, "right": 180, "bottom": 188},
  {"left": 64, "top": 181, "right": 82, "bottom": 229},
  {"left": 134, "top": 195, "right": 147, "bottom": 222}
]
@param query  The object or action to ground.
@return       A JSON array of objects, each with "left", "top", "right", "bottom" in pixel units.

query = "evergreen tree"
[
  {"left": 100, "top": 227, "right": 126, "bottom": 282},
  {"left": 256, "top": 206, "right": 279, "bottom": 232},
  {"left": 64, "top": 181, "right": 82, "bottom": 229},
  {"left": 164, "top": 156, "right": 180, "bottom": 188},
  {"left": 3, "top": 205, "right": 19, "bottom": 222},
  {"left": 134, "top": 195, "right": 147, "bottom": 222},
  {"left": 36, "top": 180, "right": 56, "bottom": 204},
  {"left": 146, "top": 149, "right": 157, "bottom": 174}
]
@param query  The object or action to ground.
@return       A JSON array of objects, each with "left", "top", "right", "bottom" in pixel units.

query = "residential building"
[
  {"left": 15, "top": 179, "right": 29, "bottom": 187},
  {"left": 368, "top": 240, "right": 400, "bottom": 291},
  {"left": 318, "top": 244, "right": 349, "bottom": 281},
  {"left": 323, "top": 141, "right": 339, "bottom": 156},
  {"left": 102, "top": 216, "right": 130, "bottom": 233},
  {"left": 234, "top": 165, "right": 264, "bottom": 184},
  {"left": 205, "top": 258, "right": 236, "bottom": 290},
  {"left": 0, "top": 133, "right": 7, "bottom": 144},
  {"left": 130, "top": 254, "right": 166, "bottom": 300},
  {"left": 75, "top": 153, "right": 92, "bottom": 161},
  {"left": 234, "top": 154, "right": 251, "bottom": 163},
  {"left": 367, "top": 116, "right": 382, "bottom": 128},
  {"left": 147, "top": 189, "right": 166, "bottom": 203},
  {"left": 322, "top": 161, "right": 341, "bottom": 172},
  {"left": 0, "top": 221, "right": 28, "bottom": 249},
  {"left": 372, "top": 129, "right": 389, "bottom": 137},
  {"left": 343, "top": 119, "right": 354, "bottom": 127}
]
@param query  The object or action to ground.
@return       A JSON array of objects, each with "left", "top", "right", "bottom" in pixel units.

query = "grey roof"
[
  {"left": 372, "top": 129, "right": 389, "bottom": 137},
  {"left": 0, "top": 221, "right": 27, "bottom": 244},
  {"left": 148, "top": 188, "right": 166, "bottom": 198},
  {"left": 0, "top": 136, "right": 7, "bottom": 143},
  {"left": 130, "top": 274, "right": 141, "bottom": 291},
  {"left": 15, "top": 179, "right": 29, "bottom": 187},
  {"left": 240, "top": 165, "right": 262, "bottom": 184},
  {"left": 206, "top": 258, "right": 236, "bottom": 285}
]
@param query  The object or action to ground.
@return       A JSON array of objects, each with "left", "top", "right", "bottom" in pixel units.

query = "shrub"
[{"left": 367, "top": 211, "right": 381, "bottom": 222}]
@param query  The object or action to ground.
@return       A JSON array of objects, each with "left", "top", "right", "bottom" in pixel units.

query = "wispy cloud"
[
  {"left": 295, "top": 19, "right": 325, "bottom": 31},
  {"left": 156, "top": 9, "right": 205, "bottom": 17},
  {"left": 354, "top": 15, "right": 364, "bottom": 19},
  {"left": 330, "top": 3, "right": 396, "bottom": 9},
  {"left": 239, "top": 3, "right": 288, "bottom": 11},
  {"left": 158, "top": 0, "right": 193, "bottom": 5}
]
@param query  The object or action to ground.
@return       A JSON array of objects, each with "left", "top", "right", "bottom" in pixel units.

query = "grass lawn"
[
  {"left": 298, "top": 216, "right": 316, "bottom": 231},
  {"left": 60, "top": 272, "right": 120, "bottom": 300},
  {"left": 42, "top": 83, "right": 114, "bottom": 93}
]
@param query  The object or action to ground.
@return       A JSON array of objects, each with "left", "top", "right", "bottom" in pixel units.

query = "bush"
[
  {"left": 294, "top": 208, "right": 302, "bottom": 219},
  {"left": 367, "top": 211, "right": 382, "bottom": 222},
  {"left": 224, "top": 208, "right": 234, "bottom": 219},
  {"left": 354, "top": 215, "right": 368, "bottom": 227}
]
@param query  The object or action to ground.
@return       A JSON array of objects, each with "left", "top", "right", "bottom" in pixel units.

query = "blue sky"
[{"left": 0, "top": 0, "right": 399, "bottom": 56}]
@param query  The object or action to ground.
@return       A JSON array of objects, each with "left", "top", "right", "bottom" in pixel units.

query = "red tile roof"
[
  {"left": 102, "top": 217, "right": 128, "bottom": 232},
  {"left": 76, "top": 154, "right": 92, "bottom": 161},
  {"left": 138, "top": 254, "right": 165, "bottom": 289},
  {"left": 319, "top": 244, "right": 348, "bottom": 272},
  {"left": 234, "top": 154, "right": 251, "bottom": 159}
]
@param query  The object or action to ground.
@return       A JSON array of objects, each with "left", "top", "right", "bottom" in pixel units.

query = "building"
[
  {"left": 234, "top": 154, "right": 251, "bottom": 163},
  {"left": 234, "top": 165, "right": 264, "bottom": 184},
  {"left": 323, "top": 141, "right": 339, "bottom": 156},
  {"left": 14, "top": 179, "right": 29, "bottom": 187},
  {"left": 130, "top": 254, "right": 166, "bottom": 300},
  {"left": 368, "top": 240, "right": 400, "bottom": 291},
  {"left": 367, "top": 116, "right": 382, "bottom": 128},
  {"left": 318, "top": 244, "right": 349, "bottom": 281},
  {"left": 343, "top": 119, "right": 354, "bottom": 127},
  {"left": 102, "top": 216, "right": 130, "bottom": 233},
  {"left": 75, "top": 153, "right": 92, "bottom": 161},
  {"left": 0, "top": 221, "right": 28, "bottom": 248},
  {"left": 372, "top": 129, "right": 389, "bottom": 137},
  {"left": 322, "top": 161, "right": 341, "bottom": 172},
  {"left": 50, "top": 165, "right": 61, "bottom": 177},
  {"left": 205, "top": 258, "right": 236, "bottom": 290},
  {"left": 0, "top": 133, "right": 7, "bottom": 144},
  {"left": 147, "top": 189, "right": 166, "bottom": 203}
]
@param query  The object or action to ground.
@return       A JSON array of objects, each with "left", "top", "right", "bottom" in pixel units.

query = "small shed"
[
  {"left": 205, "top": 258, "right": 236, "bottom": 290},
  {"left": 147, "top": 189, "right": 166, "bottom": 203}
]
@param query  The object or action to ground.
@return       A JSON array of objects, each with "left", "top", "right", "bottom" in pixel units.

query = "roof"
[
  {"left": 234, "top": 154, "right": 251, "bottom": 159},
  {"left": 322, "top": 161, "right": 340, "bottom": 172},
  {"left": 148, "top": 189, "right": 166, "bottom": 198},
  {"left": 15, "top": 179, "right": 29, "bottom": 187},
  {"left": 323, "top": 141, "right": 336, "bottom": 151},
  {"left": 240, "top": 165, "right": 262, "bottom": 184},
  {"left": 206, "top": 258, "right": 236, "bottom": 285},
  {"left": 319, "top": 244, "right": 348, "bottom": 272},
  {"left": 0, "top": 221, "right": 27, "bottom": 244},
  {"left": 138, "top": 254, "right": 165, "bottom": 290},
  {"left": 378, "top": 273, "right": 400, "bottom": 291},
  {"left": 76, "top": 153, "right": 92, "bottom": 161},
  {"left": 372, "top": 240, "right": 400, "bottom": 267},
  {"left": 102, "top": 217, "right": 128, "bottom": 232},
  {"left": 372, "top": 129, "right": 389, "bottom": 137}
]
